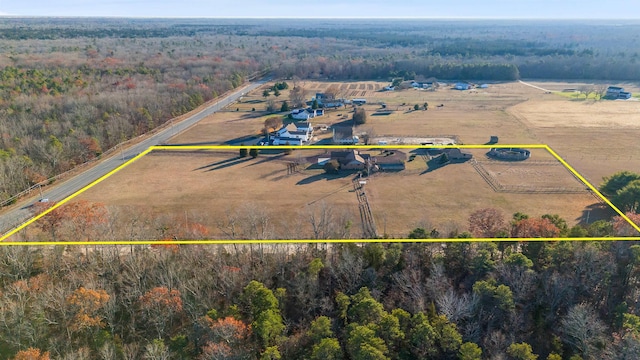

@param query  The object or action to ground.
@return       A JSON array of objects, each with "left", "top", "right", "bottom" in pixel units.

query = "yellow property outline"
[{"left": 2, "top": 144, "right": 639, "bottom": 245}]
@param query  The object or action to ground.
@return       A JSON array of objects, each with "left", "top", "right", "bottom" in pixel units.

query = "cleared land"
[
  {"left": 42, "top": 146, "right": 604, "bottom": 240},
  {"left": 71, "top": 151, "right": 363, "bottom": 240},
  {"left": 170, "top": 79, "right": 640, "bottom": 186},
  {"left": 510, "top": 99, "right": 640, "bottom": 128},
  {"left": 475, "top": 148, "right": 586, "bottom": 192},
  {"left": 17, "top": 80, "right": 640, "bottom": 240},
  {"left": 169, "top": 81, "right": 540, "bottom": 147},
  {"left": 364, "top": 148, "right": 601, "bottom": 238},
  {"left": 508, "top": 83, "right": 640, "bottom": 184},
  {"left": 479, "top": 161, "right": 585, "bottom": 190}
]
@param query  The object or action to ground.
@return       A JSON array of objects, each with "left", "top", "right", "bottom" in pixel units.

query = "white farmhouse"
[
  {"left": 272, "top": 123, "right": 313, "bottom": 145},
  {"left": 290, "top": 108, "right": 316, "bottom": 120}
]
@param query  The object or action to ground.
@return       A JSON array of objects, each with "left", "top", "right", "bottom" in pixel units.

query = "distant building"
[
  {"left": 442, "top": 148, "right": 473, "bottom": 161},
  {"left": 488, "top": 148, "right": 531, "bottom": 161},
  {"left": 454, "top": 82, "right": 471, "bottom": 91},
  {"left": 331, "top": 150, "right": 369, "bottom": 170},
  {"left": 312, "top": 93, "right": 344, "bottom": 108},
  {"left": 411, "top": 81, "right": 432, "bottom": 89},
  {"left": 605, "top": 86, "right": 632, "bottom": 100},
  {"left": 427, "top": 148, "right": 472, "bottom": 163},
  {"left": 352, "top": 98, "right": 367, "bottom": 105},
  {"left": 290, "top": 108, "right": 323, "bottom": 120},
  {"left": 271, "top": 137, "right": 303, "bottom": 146},
  {"left": 332, "top": 126, "right": 359, "bottom": 144},
  {"left": 296, "top": 121, "right": 313, "bottom": 133},
  {"left": 373, "top": 150, "right": 407, "bottom": 171},
  {"left": 272, "top": 123, "right": 313, "bottom": 145}
]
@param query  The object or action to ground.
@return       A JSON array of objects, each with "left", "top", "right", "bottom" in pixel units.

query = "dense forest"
[
  {"left": 2, "top": 19, "right": 640, "bottom": 203},
  {"left": 2, "top": 238, "right": 640, "bottom": 359}
]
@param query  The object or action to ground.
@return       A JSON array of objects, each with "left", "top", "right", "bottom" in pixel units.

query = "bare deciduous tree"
[
  {"left": 561, "top": 303, "right": 607, "bottom": 359},
  {"left": 289, "top": 86, "right": 307, "bottom": 108},
  {"left": 436, "top": 289, "right": 477, "bottom": 324}
]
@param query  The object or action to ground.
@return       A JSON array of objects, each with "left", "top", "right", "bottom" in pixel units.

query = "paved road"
[{"left": 1, "top": 78, "right": 268, "bottom": 238}]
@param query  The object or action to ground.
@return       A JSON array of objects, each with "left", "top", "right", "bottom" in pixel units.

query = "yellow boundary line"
[
  {"left": 2, "top": 144, "right": 639, "bottom": 245},
  {"left": 2, "top": 237, "right": 640, "bottom": 246},
  {"left": 0, "top": 149, "right": 152, "bottom": 242}
]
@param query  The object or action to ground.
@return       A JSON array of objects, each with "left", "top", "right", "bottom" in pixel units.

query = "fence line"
[
  {"left": 353, "top": 177, "right": 377, "bottom": 238},
  {"left": 471, "top": 159, "right": 591, "bottom": 195}
]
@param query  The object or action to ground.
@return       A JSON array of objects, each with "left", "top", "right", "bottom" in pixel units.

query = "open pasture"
[
  {"left": 510, "top": 98, "right": 640, "bottom": 129},
  {"left": 55, "top": 147, "right": 605, "bottom": 240},
  {"left": 52, "top": 79, "right": 640, "bottom": 240},
  {"left": 72, "top": 151, "right": 362, "bottom": 240},
  {"left": 507, "top": 83, "right": 640, "bottom": 184},
  {"left": 171, "top": 80, "right": 544, "bottom": 146},
  {"left": 364, "top": 148, "right": 601, "bottom": 237}
]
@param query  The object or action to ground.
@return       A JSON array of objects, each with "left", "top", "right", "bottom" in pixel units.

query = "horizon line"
[{"left": 0, "top": 15, "right": 639, "bottom": 21}]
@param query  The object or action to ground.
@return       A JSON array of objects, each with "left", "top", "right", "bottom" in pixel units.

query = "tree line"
[{"left": 1, "top": 237, "right": 640, "bottom": 359}]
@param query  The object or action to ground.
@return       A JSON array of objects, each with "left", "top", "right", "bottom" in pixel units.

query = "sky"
[{"left": 0, "top": 0, "right": 639, "bottom": 18}]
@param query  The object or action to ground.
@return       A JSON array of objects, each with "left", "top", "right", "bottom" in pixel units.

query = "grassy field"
[
  {"left": 170, "top": 81, "right": 542, "bottom": 148},
  {"left": 24, "top": 79, "right": 640, "bottom": 240},
  {"left": 171, "top": 79, "right": 640, "bottom": 186},
  {"left": 63, "top": 147, "right": 605, "bottom": 240},
  {"left": 365, "top": 148, "right": 601, "bottom": 237},
  {"left": 508, "top": 83, "right": 640, "bottom": 185},
  {"left": 74, "top": 151, "right": 363, "bottom": 239}
]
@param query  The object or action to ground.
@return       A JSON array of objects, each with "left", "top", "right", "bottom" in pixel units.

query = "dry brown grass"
[
  {"left": 480, "top": 162, "right": 583, "bottom": 189},
  {"left": 170, "top": 111, "right": 265, "bottom": 145},
  {"left": 507, "top": 84, "right": 640, "bottom": 186},
  {"left": 365, "top": 149, "right": 600, "bottom": 237},
  {"left": 510, "top": 99, "right": 640, "bottom": 128},
  {"left": 75, "top": 151, "right": 362, "bottom": 239},
  {"left": 70, "top": 148, "right": 603, "bottom": 239},
  {"left": 171, "top": 80, "right": 542, "bottom": 146},
  {"left": 535, "top": 127, "right": 640, "bottom": 187},
  {"left": 53, "top": 79, "right": 640, "bottom": 239}
]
